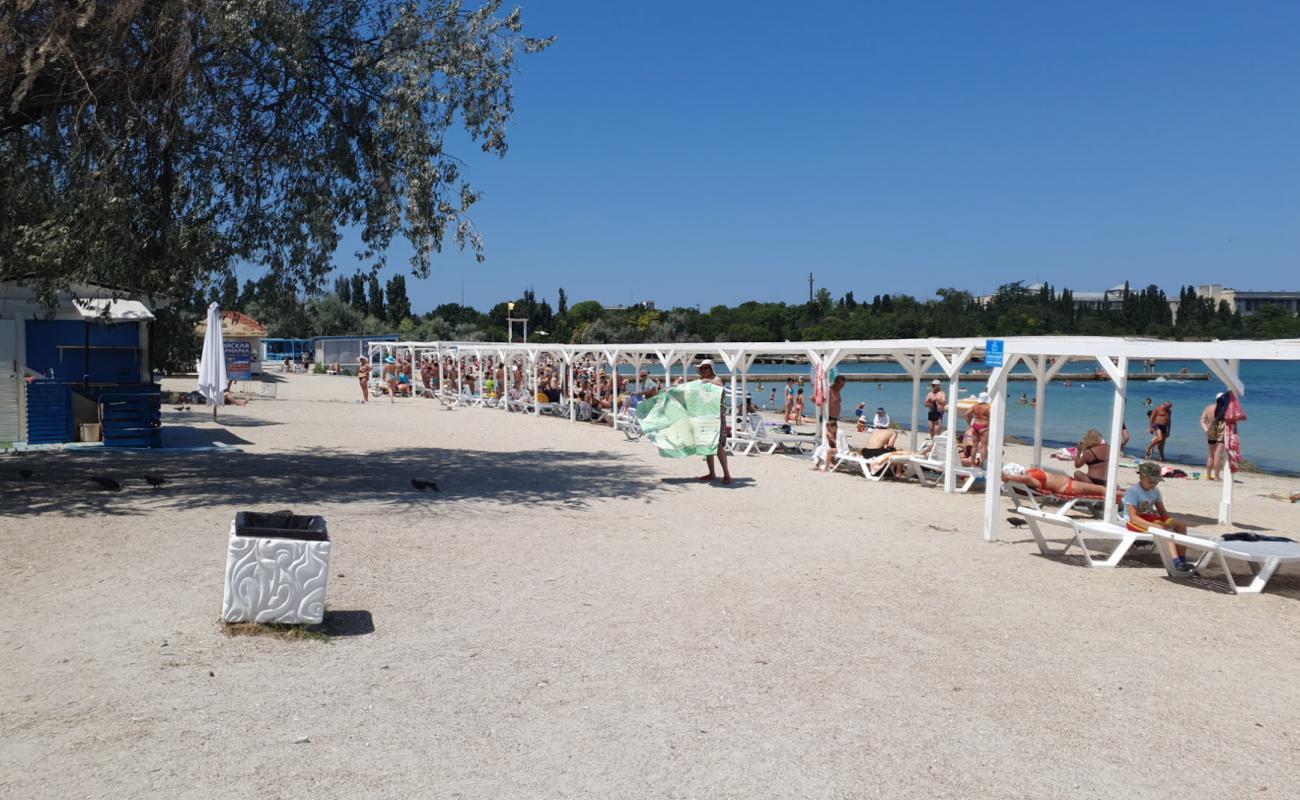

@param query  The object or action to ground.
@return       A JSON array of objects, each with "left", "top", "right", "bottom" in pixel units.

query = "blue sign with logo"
[
  {"left": 985, "top": 339, "right": 1004, "bottom": 368},
  {"left": 225, "top": 340, "right": 253, "bottom": 381}
]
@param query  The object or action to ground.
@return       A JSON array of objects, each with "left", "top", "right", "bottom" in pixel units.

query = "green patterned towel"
[{"left": 635, "top": 382, "right": 723, "bottom": 458}]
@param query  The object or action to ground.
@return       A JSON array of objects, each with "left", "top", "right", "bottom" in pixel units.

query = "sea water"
[{"left": 619, "top": 359, "right": 1299, "bottom": 476}]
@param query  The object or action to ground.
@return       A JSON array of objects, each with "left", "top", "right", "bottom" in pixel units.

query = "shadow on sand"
[{"left": 1, "top": 445, "right": 667, "bottom": 518}]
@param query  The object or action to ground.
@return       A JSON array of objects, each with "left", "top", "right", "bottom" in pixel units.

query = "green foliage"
[
  {"left": 385, "top": 274, "right": 412, "bottom": 326},
  {"left": 1, "top": 0, "right": 552, "bottom": 306}
]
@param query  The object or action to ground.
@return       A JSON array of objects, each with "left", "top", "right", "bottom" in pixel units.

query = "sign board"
[
  {"left": 985, "top": 339, "right": 1005, "bottom": 368},
  {"left": 225, "top": 340, "right": 253, "bottom": 381}
]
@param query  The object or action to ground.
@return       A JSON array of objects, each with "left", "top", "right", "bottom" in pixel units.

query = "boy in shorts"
[{"left": 1124, "top": 461, "right": 1192, "bottom": 573}]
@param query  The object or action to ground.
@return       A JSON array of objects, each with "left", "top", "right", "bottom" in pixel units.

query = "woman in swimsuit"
[
  {"left": 1002, "top": 463, "right": 1108, "bottom": 498},
  {"left": 1072, "top": 428, "right": 1111, "bottom": 485},
  {"left": 965, "top": 391, "right": 992, "bottom": 466},
  {"left": 357, "top": 356, "right": 371, "bottom": 403},
  {"left": 382, "top": 356, "right": 399, "bottom": 403}
]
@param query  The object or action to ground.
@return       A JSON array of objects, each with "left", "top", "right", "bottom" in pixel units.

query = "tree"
[
  {"left": 349, "top": 273, "right": 368, "bottom": 313},
  {"left": 385, "top": 274, "right": 412, "bottom": 325},
  {"left": 557, "top": 287, "right": 568, "bottom": 317},
  {"left": 1, "top": 1, "right": 553, "bottom": 307},
  {"left": 335, "top": 276, "right": 352, "bottom": 307},
  {"left": 367, "top": 274, "right": 385, "bottom": 321}
]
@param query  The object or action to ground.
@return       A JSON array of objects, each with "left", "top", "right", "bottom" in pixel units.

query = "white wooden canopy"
[{"left": 369, "top": 336, "right": 1300, "bottom": 541}]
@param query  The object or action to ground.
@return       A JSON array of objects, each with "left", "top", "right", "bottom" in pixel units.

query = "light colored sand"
[{"left": 3, "top": 373, "right": 1300, "bottom": 799}]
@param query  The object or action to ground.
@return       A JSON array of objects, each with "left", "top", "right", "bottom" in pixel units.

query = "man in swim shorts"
[
  {"left": 925, "top": 379, "right": 947, "bottom": 438},
  {"left": 1146, "top": 400, "right": 1172, "bottom": 461}
]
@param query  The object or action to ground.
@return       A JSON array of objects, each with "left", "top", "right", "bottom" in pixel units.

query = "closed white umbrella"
[{"left": 197, "top": 302, "right": 227, "bottom": 419}]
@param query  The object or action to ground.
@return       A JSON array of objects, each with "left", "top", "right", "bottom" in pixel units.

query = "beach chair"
[
  {"left": 748, "top": 421, "right": 818, "bottom": 455},
  {"left": 728, "top": 414, "right": 770, "bottom": 456},
  {"left": 829, "top": 431, "right": 873, "bottom": 477},
  {"left": 1002, "top": 479, "right": 1104, "bottom": 518},
  {"left": 860, "top": 449, "right": 917, "bottom": 481},
  {"left": 896, "top": 433, "right": 985, "bottom": 492},
  {"left": 616, "top": 409, "right": 644, "bottom": 441},
  {"left": 1147, "top": 530, "right": 1300, "bottom": 594},
  {"left": 1013, "top": 509, "right": 1155, "bottom": 568}
]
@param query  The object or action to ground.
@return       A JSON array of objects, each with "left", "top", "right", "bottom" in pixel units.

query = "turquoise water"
[{"left": 618, "top": 359, "right": 1299, "bottom": 475}]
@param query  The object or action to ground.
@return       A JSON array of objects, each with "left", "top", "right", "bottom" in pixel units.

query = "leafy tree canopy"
[{"left": 0, "top": 0, "right": 553, "bottom": 305}]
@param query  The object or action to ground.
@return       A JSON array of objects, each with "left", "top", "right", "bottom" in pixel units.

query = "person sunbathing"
[
  {"left": 1001, "top": 463, "right": 1107, "bottom": 498},
  {"left": 859, "top": 427, "right": 898, "bottom": 459}
]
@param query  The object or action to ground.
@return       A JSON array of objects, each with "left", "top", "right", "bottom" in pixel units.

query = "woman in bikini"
[
  {"left": 357, "top": 356, "right": 371, "bottom": 403},
  {"left": 1002, "top": 463, "right": 1108, "bottom": 498},
  {"left": 1072, "top": 428, "right": 1111, "bottom": 485},
  {"left": 965, "top": 391, "right": 992, "bottom": 466}
]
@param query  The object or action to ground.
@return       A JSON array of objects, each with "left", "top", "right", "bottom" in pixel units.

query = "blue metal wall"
[{"left": 25, "top": 320, "right": 141, "bottom": 383}]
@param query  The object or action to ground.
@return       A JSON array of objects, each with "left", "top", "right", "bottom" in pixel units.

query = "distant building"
[
  {"left": 1195, "top": 285, "right": 1300, "bottom": 316},
  {"left": 602, "top": 300, "right": 656, "bottom": 312},
  {"left": 197, "top": 310, "right": 268, "bottom": 376},
  {"left": 974, "top": 282, "right": 1130, "bottom": 310}
]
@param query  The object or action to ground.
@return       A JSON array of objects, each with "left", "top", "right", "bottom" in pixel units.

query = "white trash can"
[{"left": 222, "top": 511, "right": 330, "bottom": 625}]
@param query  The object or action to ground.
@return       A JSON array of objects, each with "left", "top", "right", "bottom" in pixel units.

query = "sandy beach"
[{"left": 4, "top": 372, "right": 1300, "bottom": 799}]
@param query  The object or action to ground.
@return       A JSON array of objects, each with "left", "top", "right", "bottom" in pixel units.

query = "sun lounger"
[
  {"left": 728, "top": 415, "right": 813, "bottom": 456},
  {"left": 895, "top": 433, "right": 985, "bottom": 492},
  {"left": 616, "top": 409, "right": 644, "bottom": 441},
  {"left": 1147, "top": 530, "right": 1300, "bottom": 594},
  {"left": 1013, "top": 509, "right": 1155, "bottom": 568},
  {"left": 1003, "top": 479, "right": 1105, "bottom": 518},
  {"left": 827, "top": 431, "right": 874, "bottom": 476}
]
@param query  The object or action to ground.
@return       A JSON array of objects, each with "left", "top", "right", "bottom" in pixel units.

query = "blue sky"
[{"left": 342, "top": 0, "right": 1300, "bottom": 314}]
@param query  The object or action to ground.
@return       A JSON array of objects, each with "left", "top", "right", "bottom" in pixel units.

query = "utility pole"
[{"left": 808, "top": 272, "right": 814, "bottom": 303}]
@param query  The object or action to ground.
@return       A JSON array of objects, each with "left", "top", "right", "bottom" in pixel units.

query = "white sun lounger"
[
  {"left": 896, "top": 433, "right": 985, "bottom": 492},
  {"left": 1013, "top": 509, "right": 1155, "bottom": 568},
  {"left": 1003, "top": 479, "right": 1103, "bottom": 518},
  {"left": 1148, "top": 530, "right": 1300, "bottom": 594}
]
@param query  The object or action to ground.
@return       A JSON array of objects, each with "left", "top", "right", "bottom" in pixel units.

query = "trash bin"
[{"left": 222, "top": 511, "right": 330, "bottom": 625}]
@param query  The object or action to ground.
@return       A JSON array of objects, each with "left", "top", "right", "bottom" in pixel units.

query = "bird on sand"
[
  {"left": 1006, "top": 517, "right": 1027, "bottom": 528},
  {"left": 411, "top": 479, "right": 440, "bottom": 492},
  {"left": 91, "top": 476, "right": 122, "bottom": 491},
  {"left": 144, "top": 475, "right": 169, "bottom": 488}
]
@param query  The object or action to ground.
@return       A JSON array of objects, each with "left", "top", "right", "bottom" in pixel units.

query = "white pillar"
[
  {"left": 1031, "top": 357, "right": 1047, "bottom": 466},
  {"left": 909, "top": 359, "right": 922, "bottom": 452},
  {"left": 1102, "top": 356, "right": 1129, "bottom": 523},
  {"left": 610, "top": 351, "right": 619, "bottom": 428},
  {"left": 944, "top": 368, "right": 962, "bottom": 493},
  {"left": 1219, "top": 358, "right": 1241, "bottom": 524},
  {"left": 982, "top": 364, "right": 1010, "bottom": 541},
  {"left": 568, "top": 355, "right": 577, "bottom": 422}
]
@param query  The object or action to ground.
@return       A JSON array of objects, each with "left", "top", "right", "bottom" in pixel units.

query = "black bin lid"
[{"left": 234, "top": 510, "right": 328, "bottom": 542}]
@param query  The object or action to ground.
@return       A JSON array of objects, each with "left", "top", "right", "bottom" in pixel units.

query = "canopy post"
[
  {"left": 607, "top": 349, "right": 619, "bottom": 428},
  {"left": 929, "top": 344, "right": 975, "bottom": 493},
  {"left": 497, "top": 351, "right": 506, "bottom": 411},
  {"left": 531, "top": 349, "right": 540, "bottom": 416},
  {"left": 982, "top": 362, "right": 1012, "bottom": 541},
  {"left": 1102, "top": 356, "right": 1129, "bottom": 522},
  {"left": 1218, "top": 358, "right": 1241, "bottom": 524}
]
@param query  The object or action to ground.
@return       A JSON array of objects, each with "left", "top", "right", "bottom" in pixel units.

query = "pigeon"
[
  {"left": 143, "top": 474, "right": 169, "bottom": 488},
  {"left": 411, "top": 479, "right": 440, "bottom": 492},
  {"left": 18, "top": 469, "right": 32, "bottom": 480},
  {"left": 1006, "top": 517, "right": 1028, "bottom": 528},
  {"left": 91, "top": 476, "right": 122, "bottom": 491}
]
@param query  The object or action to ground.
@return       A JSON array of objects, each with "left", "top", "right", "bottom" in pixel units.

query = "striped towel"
[{"left": 636, "top": 381, "right": 723, "bottom": 458}]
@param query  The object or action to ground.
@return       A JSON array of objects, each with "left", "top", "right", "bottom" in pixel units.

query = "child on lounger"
[{"left": 1124, "top": 461, "right": 1193, "bottom": 574}]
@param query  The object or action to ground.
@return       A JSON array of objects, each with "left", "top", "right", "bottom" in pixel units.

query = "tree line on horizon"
[{"left": 151, "top": 277, "right": 1300, "bottom": 371}]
